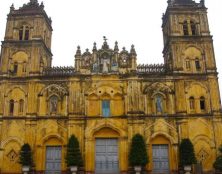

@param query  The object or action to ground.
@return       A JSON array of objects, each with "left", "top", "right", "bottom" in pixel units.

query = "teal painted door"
[
  {"left": 152, "top": 145, "right": 169, "bottom": 174},
  {"left": 45, "top": 146, "right": 62, "bottom": 174},
  {"left": 95, "top": 139, "right": 119, "bottom": 174}
]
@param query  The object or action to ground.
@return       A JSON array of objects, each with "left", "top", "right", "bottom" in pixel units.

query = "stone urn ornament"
[
  {"left": 134, "top": 166, "right": 142, "bottom": 174},
  {"left": 184, "top": 165, "right": 192, "bottom": 174},
  {"left": 22, "top": 166, "right": 30, "bottom": 174},
  {"left": 70, "top": 166, "right": 78, "bottom": 174}
]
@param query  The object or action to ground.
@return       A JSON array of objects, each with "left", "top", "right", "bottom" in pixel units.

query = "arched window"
[
  {"left": 24, "top": 26, "right": 29, "bottom": 40},
  {"left": 49, "top": 95, "right": 58, "bottom": 114},
  {"left": 190, "top": 21, "right": 197, "bottom": 35},
  {"left": 195, "top": 58, "right": 201, "bottom": 71},
  {"left": 183, "top": 21, "right": 189, "bottom": 36},
  {"left": 186, "top": 59, "right": 191, "bottom": 70},
  {"left": 9, "top": 100, "right": 14, "bottom": 115},
  {"left": 156, "top": 95, "right": 163, "bottom": 113},
  {"left": 200, "top": 96, "right": 206, "bottom": 111},
  {"left": 23, "top": 62, "right": 27, "bottom": 73},
  {"left": 19, "top": 27, "right": 23, "bottom": 40},
  {"left": 102, "top": 100, "right": 110, "bottom": 117},
  {"left": 189, "top": 97, "right": 195, "bottom": 110},
  {"left": 13, "top": 62, "right": 18, "bottom": 74},
  {"left": 19, "top": 99, "right": 24, "bottom": 114},
  {"left": 18, "top": 25, "right": 30, "bottom": 40}
]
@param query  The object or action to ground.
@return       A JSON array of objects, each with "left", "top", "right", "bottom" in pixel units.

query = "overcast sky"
[{"left": 0, "top": 0, "right": 222, "bottom": 94}]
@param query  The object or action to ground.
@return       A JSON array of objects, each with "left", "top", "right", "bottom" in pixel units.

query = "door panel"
[
  {"left": 152, "top": 145, "right": 169, "bottom": 174},
  {"left": 45, "top": 146, "right": 62, "bottom": 174},
  {"left": 95, "top": 139, "right": 119, "bottom": 174}
]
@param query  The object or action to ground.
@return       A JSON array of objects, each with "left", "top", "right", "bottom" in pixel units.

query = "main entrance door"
[
  {"left": 45, "top": 146, "right": 62, "bottom": 174},
  {"left": 95, "top": 139, "right": 119, "bottom": 174},
  {"left": 152, "top": 145, "right": 169, "bottom": 174}
]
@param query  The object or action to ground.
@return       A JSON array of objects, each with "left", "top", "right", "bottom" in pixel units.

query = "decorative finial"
[
  {"left": 102, "top": 36, "right": 109, "bottom": 50},
  {"left": 103, "top": 36, "right": 108, "bottom": 42},
  {"left": 75, "top": 46, "right": 81, "bottom": 56},
  {"left": 86, "top": 48, "right": 89, "bottom": 52},
  {"left": 122, "top": 47, "right": 126, "bottom": 51},
  {"left": 114, "top": 41, "right": 119, "bottom": 52},
  {"left": 10, "top": 3, "right": 15, "bottom": 12},
  {"left": 200, "top": 0, "right": 205, "bottom": 7},
  {"left": 130, "top": 44, "right": 137, "bottom": 56},
  {"left": 40, "top": 1, "right": 44, "bottom": 9},
  {"left": 93, "top": 42, "right": 97, "bottom": 52}
]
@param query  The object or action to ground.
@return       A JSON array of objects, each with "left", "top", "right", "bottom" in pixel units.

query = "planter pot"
[
  {"left": 70, "top": 166, "right": 78, "bottom": 174},
  {"left": 134, "top": 166, "right": 142, "bottom": 174},
  {"left": 22, "top": 166, "right": 30, "bottom": 174},
  {"left": 184, "top": 165, "right": 192, "bottom": 174}
]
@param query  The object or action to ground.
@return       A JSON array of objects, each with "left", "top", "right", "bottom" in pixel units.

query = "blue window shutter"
[{"left": 102, "top": 100, "right": 110, "bottom": 117}]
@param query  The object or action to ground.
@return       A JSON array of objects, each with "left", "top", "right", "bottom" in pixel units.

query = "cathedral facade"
[{"left": 0, "top": 0, "right": 221, "bottom": 173}]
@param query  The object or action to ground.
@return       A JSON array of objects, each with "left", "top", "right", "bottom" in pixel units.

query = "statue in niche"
[
  {"left": 100, "top": 53, "right": 110, "bottom": 73},
  {"left": 102, "top": 58, "right": 110, "bottom": 73},
  {"left": 156, "top": 95, "right": 163, "bottom": 113},
  {"left": 92, "top": 62, "right": 99, "bottom": 72},
  {"left": 50, "top": 95, "right": 58, "bottom": 113}
]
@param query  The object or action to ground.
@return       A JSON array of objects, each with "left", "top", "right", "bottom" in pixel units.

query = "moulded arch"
[
  {"left": 11, "top": 51, "right": 29, "bottom": 62},
  {"left": 151, "top": 91, "right": 166, "bottom": 99},
  {"left": 5, "top": 86, "right": 27, "bottom": 97},
  {"left": 100, "top": 92, "right": 111, "bottom": 99},
  {"left": 17, "top": 21, "right": 32, "bottom": 28},
  {"left": 148, "top": 131, "right": 177, "bottom": 145},
  {"left": 47, "top": 93, "right": 61, "bottom": 101},
  {"left": 185, "top": 82, "right": 209, "bottom": 94},
  {"left": 39, "top": 84, "right": 68, "bottom": 97},
  {"left": 0, "top": 137, "right": 23, "bottom": 149},
  {"left": 143, "top": 82, "right": 173, "bottom": 94},
  {"left": 182, "top": 46, "right": 203, "bottom": 59},
  {"left": 86, "top": 121, "right": 127, "bottom": 139},
  {"left": 41, "top": 134, "right": 65, "bottom": 146},
  {"left": 192, "top": 135, "right": 215, "bottom": 148},
  {"left": 94, "top": 127, "right": 120, "bottom": 138},
  {"left": 10, "top": 49, "right": 31, "bottom": 58}
]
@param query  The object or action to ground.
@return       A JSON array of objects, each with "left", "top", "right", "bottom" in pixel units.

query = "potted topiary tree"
[
  {"left": 129, "top": 134, "right": 148, "bottom": 174},
  {"left": 213, "top": 145, "right": 222, "bottom": 174},
  {"left": 19, "top": 143, "right": 33, "bottom": 174},
  {"left": 179, "top": 139, "right": 197, "bottom": 174},
  {"left": 66, "top": 135, "right": 83, "bottom": 174}
]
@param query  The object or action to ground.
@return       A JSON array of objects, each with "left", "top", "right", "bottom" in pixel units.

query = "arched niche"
[
  {"left": 148, "top": 134, "right": 178, "bottom": 173},
  {"left": 36, "top": 134, "right": 66, "bottom": 172},
  {"left": 5, "top": 87, "right": 27, "bottom": 116},
  {"left": 10, "top": 51, "right": 29, "bottom": 76},
  {"left": 38, "top": 84, "right": 68, "bottom": 116}
]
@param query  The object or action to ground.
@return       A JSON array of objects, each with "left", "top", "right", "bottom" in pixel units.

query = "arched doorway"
[
  {"left": 94, "top": 127, "right": 120, "bottom": 174},
  {"left": 42, "top": 136, "right": 65, "bottom": 174},
  {"left": 149, "top": 135, "right": 174, "bottom": 174}
]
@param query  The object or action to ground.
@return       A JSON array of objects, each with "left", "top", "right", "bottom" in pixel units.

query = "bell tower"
[
  {"left": 0, "top": 0, "right": 53, "bottom": 76},
  {"left": 162, "top": 0, "right": 216, "bottom": 74}
]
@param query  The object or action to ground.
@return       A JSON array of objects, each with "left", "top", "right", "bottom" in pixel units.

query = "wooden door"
[
  {"left": 152, "top": 145, "right": 169, "bottom": 174},
  {"left": 95, "top": 139, "right": 119, "bottom": 174},
  {"left": 45, "top": 146, "right": 62, "bottom": 174}
]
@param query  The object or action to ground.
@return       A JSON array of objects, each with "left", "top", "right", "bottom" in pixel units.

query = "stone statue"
[
  {"left": 156, "top": 95, "right": 163, "bottom": 113},
  {"left": 102, "top": 58, "right": 109, "bottom": 73},
  {"left": 50, "top": 96, "right": 58, "bottom": 113}
]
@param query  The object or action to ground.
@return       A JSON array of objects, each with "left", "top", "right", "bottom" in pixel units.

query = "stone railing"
[
  {"left": 137, "top": 64, "right": 166, "bottom": 74},
  {"left": 43, "top": 66, "right": 75, "bottom": 76}
]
